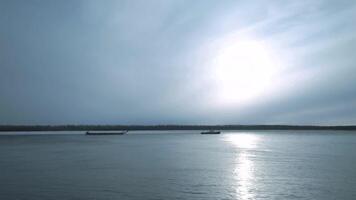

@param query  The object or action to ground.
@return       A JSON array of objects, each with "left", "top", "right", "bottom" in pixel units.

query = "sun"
[{"left": 210, "top": 35, "right": 281, "bottom": 106}]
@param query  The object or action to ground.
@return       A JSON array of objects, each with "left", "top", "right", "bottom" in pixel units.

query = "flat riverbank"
[{"left": 1, "top": 125, "right": 356, "bottom": 132}]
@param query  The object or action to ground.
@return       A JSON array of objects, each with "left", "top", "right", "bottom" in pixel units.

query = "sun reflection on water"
[
  {"left": 224, "top": 134, "right": 259, "bottom": 149},
  {"left": 223, "top": 133, "right": 260, "bottom": 200}
]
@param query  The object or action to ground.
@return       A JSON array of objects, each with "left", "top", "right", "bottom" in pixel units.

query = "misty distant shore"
[{"left": 1, "top": 125, "right": 356, "bottom": 132}]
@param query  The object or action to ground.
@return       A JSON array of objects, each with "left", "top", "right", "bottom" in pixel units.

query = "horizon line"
[{"left": 1, "top": 124, "right": 356, "bottom": 132}]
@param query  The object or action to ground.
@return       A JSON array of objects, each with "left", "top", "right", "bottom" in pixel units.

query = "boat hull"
[
  {"left": 86, "top": 131, "right": 127, "bottom": 135},
  {"left": 201, "top": 131, "right": 221, "bottom": 134}
]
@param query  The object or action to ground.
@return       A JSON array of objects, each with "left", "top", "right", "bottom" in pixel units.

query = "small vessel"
[
  {"left": 201, "top": 130, "right": 221, "bottom": 134},
  {"left": 86, "top": 130, "right": 128, "bottom": 135}
]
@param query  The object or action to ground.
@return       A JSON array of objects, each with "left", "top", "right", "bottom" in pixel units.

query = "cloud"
[{"left": 1, "top": 0, "right": 356, "bottom": 125}]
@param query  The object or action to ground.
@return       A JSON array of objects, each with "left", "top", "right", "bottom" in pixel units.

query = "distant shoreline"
[{"left": 1, "top": 125, "right": 356, "bottom": 132}]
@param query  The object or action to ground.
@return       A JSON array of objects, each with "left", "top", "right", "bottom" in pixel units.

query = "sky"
[{"left": 1, "top": 0, "right": 356, "bottom": 125}]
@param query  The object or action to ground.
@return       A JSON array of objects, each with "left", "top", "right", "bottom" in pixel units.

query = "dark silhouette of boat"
[
  {"left": 86, "top": 131, "right": 128, "bottom": 135},
  {"left": 201, "top": 130, "right": 221, "bottom": 134}
]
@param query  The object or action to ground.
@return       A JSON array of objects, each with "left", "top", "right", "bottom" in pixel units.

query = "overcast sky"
[{"left": 1, "top": 0, "right": 356, "bottom": 125}]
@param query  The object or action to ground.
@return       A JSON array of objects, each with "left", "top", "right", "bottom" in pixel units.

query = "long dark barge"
[
  {"left": 201, "top": 130, "right": 221, "bottom": 134},
  {"left": 86, "top": 131, "right": 128, "bottom": 135}
]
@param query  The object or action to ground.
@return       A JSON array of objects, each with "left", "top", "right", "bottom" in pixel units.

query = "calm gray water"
[{"left": 0, "top": 131, "right": 356, "bottom": 200}]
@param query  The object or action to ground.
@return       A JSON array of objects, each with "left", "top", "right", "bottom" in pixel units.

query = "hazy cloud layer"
[{"left": 1, "top": 0, "right": 356, "bottom": 125}]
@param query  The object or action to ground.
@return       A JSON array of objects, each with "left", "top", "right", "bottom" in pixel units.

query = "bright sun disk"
[{"left": 210, "top": 35, "right": 281, "bottom": 106}]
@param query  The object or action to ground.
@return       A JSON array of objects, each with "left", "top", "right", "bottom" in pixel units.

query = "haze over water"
[{"left": 1, "top": 131, "right": 355, "bottom": 200}]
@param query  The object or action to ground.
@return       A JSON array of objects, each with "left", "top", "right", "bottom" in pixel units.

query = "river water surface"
[{"left": 0, "top": 131, "right": 355, "bottom": 199}]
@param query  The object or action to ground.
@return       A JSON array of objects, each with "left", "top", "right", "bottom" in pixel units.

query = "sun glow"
[{"left": 210, "top": 34, "right": 281, "bottom": 106}]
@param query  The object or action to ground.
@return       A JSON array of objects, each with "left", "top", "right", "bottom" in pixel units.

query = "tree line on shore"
[{"left": 1, "top": 124, "right": 356, "bottom": 131}]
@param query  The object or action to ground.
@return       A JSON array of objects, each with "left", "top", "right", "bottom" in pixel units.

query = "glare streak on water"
[
  {"left": 224, "top": 134, "right": 260, "bottom": 200},
  {"left": 0, "top": 131, "right": 356, "bottom": 200},
  {"left": 235, "top": 152, "right": 254, "bottom": 200}
]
